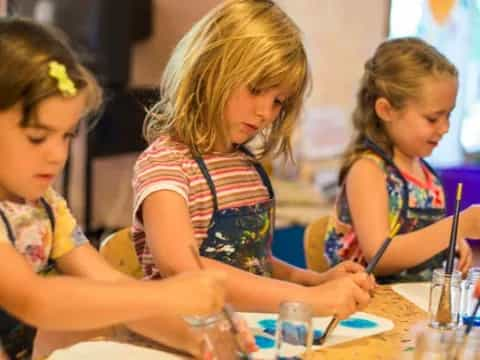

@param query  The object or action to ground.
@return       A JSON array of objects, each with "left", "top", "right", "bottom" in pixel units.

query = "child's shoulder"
[
  {"left": 346, "top": 151, "right": 388, "bottom": 185},
  {"left": 137, "top": 135, "right": 192, "bottom": 165}
]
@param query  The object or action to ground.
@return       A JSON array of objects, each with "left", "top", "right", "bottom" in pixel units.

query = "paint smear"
[
  {"left": 340, "top": 317, "right": 378, "bottom": 329},
  {"left": 254, "top": 335, "right": 275, "bottom": 349}
]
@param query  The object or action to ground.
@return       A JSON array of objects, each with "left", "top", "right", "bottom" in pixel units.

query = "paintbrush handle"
[
  {"left": 446, "top": 183, "right": 463, "bottom": 274},
  {"left": 365, "top": 237, "right": 393, "bottom": 274},
  {"left": 465, "top": 300, "right": 480, "bottom": 335}
]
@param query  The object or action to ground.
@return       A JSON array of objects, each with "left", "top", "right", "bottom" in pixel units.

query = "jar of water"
[
  {"left": 413, "top": 325, "right": 456, "bottom": 359},
  {"left": 454, "top": 327, "right": 480, "bottom": 360},
  {"left": 429, "top": 268, "right": 462, "bottom": 329},
  {"left": 461, "top": 267, "right": 480, "bottom": 328},
  {"left": 185, "top": 311, "right": 246, "bottom": 360}
]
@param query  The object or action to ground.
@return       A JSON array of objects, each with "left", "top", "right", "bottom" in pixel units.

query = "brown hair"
[
  {"left": 338, "top": 37, "right": 458, "bottom": 184},
  {"left": 0, "top": 17, "right": 102, "bottom": 125},
  {"left": 143, "top": 0, "right": 311, "bottom": 159}
]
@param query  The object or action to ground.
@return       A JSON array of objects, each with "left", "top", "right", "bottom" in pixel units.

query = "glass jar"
[
  {"left": 413, "top": 325, "right": 456, "bottom": 360},
  {"left": 185, "top": 311, "right": 246, "bottom": 360},
  {"left": 461, "top": 267, "right": 480, "bottom": 328},
  {"left": 275, "top": 301, "right": 313, "bottom": 360},
  {"left": 429, "top": 268, "right": 462, "bottom": 329},
  {"left": 454, "top": 327, "right": 480, "bottom": 360}
]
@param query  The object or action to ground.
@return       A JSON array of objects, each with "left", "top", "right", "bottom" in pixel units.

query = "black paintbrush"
[
  {"left": 189, "top": 245, "right": 252, "bottom": 359},
  {"left": 445, "top": 183, "right": 463, "bottom": 275},
  {"left": 318, "top": 222, "right": 400, "bottom": 345},
  {"left": 436, "top": 183, "right": 463, "bottom": 325}
]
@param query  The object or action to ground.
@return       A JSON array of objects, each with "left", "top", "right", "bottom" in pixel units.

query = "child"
[
  {"left": 133, "top": 0, "right": 375, "bottom": 319},
  {"left": 0, "top": 17, "right": 238, "bottom": 360},
  {"left": 324, "top": 37, "right": 480, "bottom": 283}
]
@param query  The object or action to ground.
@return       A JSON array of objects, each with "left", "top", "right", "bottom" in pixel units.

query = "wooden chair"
[
  {"left": 303, "top": 216, "right": 330, "bottom": 272},
  {"left": 99, "top": 227, "right": 144, "bottom": 279}
]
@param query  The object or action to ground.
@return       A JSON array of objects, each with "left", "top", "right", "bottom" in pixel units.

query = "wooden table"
[
  {"left": 43, "top": 285, "right": 427, "bottom": 359},
  {"left": 311, "top": 285, "right": 427, "bottom": 359}
]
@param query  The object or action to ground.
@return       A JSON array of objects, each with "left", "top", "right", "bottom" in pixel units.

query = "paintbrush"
[
  {"left": 189, "top": 245, "right": 252, "bottom": 359},
  {"left": 436, "top": 183, "right": 463, "bottom": 326},
  {"left": 465, "top": 300, "right": 480, "bottom": 335},
  {"left": 318, "top": 222, "right": 400, "bottom": 345}
]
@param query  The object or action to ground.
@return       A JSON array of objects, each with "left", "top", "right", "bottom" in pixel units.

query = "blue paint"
[
  {"left": 313, "top": 329, "right": 324, "bottom": 344},
  {"left": 254, "top": 335, "right": 275, "bottom": 349},
  {"left": 463, "top": 316, "right": 480, "bottom": 327},
  {"left": 340, "top": 317, "right": 378, "bottom": 329},
  {"left": 258, "top": 319, "right": 276, "bottom": 330}
]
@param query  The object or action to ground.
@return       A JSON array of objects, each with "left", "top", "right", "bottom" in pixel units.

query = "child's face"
[
  {"left": 220, "top": 84, "right": 290, "bottom": 152},
  {"left": 0, "top": 92, "right": 86, "bottom": 201},
  {"left": 384, "top": 75, "right": 458, "bottom": 159}
]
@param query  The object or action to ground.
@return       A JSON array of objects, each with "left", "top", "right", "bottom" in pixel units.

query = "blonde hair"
[
  {"left": 0, "top": 17, "right": 102, "bottom": 125},
  {"left": 144, "top": 0, "right": 310, "bottom": 159},
  {"left": 338, "top": 37, "right": 458, "bottom": 184}
]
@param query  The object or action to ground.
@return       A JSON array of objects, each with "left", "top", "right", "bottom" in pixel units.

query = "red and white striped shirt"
[{"left": 132, "top": 135, "right": 270, "bottom": 279}]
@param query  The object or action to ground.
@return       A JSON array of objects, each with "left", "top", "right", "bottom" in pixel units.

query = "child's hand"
[
  {"left": 308, "top": 275, "right": 372, "bottom": 319},
  {"left": 464, "top": 205, "right": 480, "bottom": 238},
  {"left": 456, "top": 238, "right": 473, "bottom": 277},
  {"left": 165, "top": 270, "right": 227, "bottom": 317},
  {"left": 323, "top": 260, "right": 366, "bottom": 282}
]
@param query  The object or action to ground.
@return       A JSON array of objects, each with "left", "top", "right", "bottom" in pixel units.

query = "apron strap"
[
  {"left": 0, "top": 208, "right": 15, "bottom": 244},
  {"left": 363, "top": 138, "right": 409, "bottom": 223},
  {"left": 193, "top": 157, "right": 219, "bottom": 212},
  {"left": 238, "top": 145, "right": 275, "bottom": 199}
]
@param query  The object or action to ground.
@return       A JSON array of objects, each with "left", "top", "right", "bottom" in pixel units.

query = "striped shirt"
[{"left": 132, "top": 135, "right": 271, "bottom": 279}]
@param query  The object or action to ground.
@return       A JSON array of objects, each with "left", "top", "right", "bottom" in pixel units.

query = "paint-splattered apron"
[
  {"left": 0, "top": 198, "right": 55, "bottom": 360},
  {"left": 194, "top": 149, "right": 275, "bottom": 277},
  {"left": 364, "top": 139, "right": 447, "bottom": 283}
]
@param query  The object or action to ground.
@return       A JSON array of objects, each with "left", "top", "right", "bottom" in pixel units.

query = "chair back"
[
  {"left": 99, "top": 228, "right": 144, "bottom": 279},
  {"left": 303, "top": 216, "right": 330, "bottom": 272}
]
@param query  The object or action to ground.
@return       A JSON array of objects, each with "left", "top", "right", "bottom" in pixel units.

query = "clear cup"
[
  {"left": 185, "top": 311, "right": 245, "bottom": 360},
  {"left": 429, "top": 268, "right": 462, "bottom": 329},
  {"left": 275, "top": 301, "right": 313, "bottom": 360},
  {"left": 413, "top": 325, "right": 456, "bottom": 360},
  {"left": 461, "top": 267, "right": 480, "bottom": 328},
  {"left": 454, "top": 327, "right": 480, "bottom": 360}
]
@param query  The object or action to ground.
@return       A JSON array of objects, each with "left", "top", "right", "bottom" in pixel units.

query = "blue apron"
[
  {"left": 194, "top": 148, "right": 275, "bottom": 277},
  {"left": 0, "top": 198, "right": 55, "bottom": 360},
  {"left": 364, "top": 139, "right": 447, "bottom": 283}
]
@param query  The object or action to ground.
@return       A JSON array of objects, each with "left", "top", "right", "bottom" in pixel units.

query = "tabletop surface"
[{"left": 43, "top": 285, "right": 428, "bottom": 360}]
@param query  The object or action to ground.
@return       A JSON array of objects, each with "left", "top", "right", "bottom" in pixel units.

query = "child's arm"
[
  {"left": 346, "top": 158, "right": 479, "bottom": 276},
  {"left": 142, "top": 191, "right": 373, "bottom": 319},
  {"left": 270, "top": 256, "right": 367, "bottom": 285},
  {"left": 0, "top": 243, "right": 225, "bottom": 331},
  {"left": 55, "top": 242, "right": 223, "bottom": 356}
]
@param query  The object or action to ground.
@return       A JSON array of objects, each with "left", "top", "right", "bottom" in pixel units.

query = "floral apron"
[
  {"left": 364, "top": 138, "right": 447, "bottom": 283},
  {"left": 0, "top": 198, "right": 55, "bottom": 360},
  {"left": 194, "top": 149, "right": 275, "bottom": 277}
]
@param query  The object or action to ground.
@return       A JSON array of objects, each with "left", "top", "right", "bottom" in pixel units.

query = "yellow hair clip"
[{"left": 48, "top": 61, "right": 77, "bottom": 97}]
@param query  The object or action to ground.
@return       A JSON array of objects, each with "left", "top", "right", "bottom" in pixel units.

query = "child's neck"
[{"left": 392, "top": 148, "right": 425, "bottom": 183}]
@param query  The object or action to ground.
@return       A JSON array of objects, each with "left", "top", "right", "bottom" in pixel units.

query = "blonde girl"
[
  {"left": 324, "top": 37, "right": 480, "bottom": 283},
  {"left": 133, "top": 0, "right": 374, "bottom": 321}
]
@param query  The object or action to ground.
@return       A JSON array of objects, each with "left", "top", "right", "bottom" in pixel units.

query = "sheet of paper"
[
  {"left": 48, "top": 341, "right": 188, "bottom": 360},
  {"left": 391, "top": 282, "right": 430, "bottom": 312},
  {"left": 241, "top": 311, "right": 394, "bottom": 359}
]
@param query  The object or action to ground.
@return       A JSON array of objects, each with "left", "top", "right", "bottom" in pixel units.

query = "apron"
[
  {"left": 0, "top": 198, "right": 56, "bottom": 360},
  {"left": 194, "top": 147, "right": 275, "bottom": 277},
  {"left": 364, "top": 138, "right": 447, "bottom": 283}
]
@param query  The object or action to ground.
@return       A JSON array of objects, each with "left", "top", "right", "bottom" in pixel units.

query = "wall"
[{"left": 130, "top": 0, "right": 223, "bottom": 88}]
